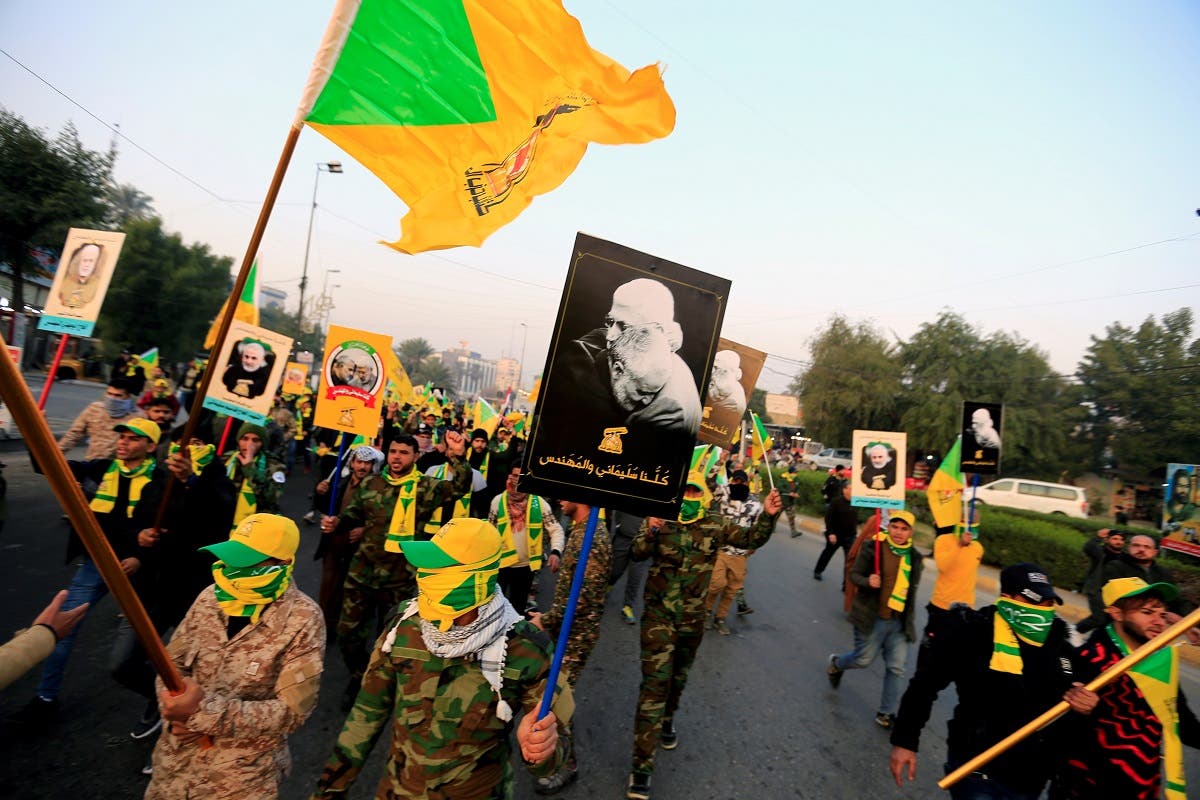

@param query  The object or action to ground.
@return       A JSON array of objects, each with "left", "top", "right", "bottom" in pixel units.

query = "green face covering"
[
  {"left": 995, "top": 597, "right": 1056, "bottom": 646},
  {"left": 212, "top": 562, "right": 292, "bottom": 624},
  {"left": 679, "top": 498, "right": 704, "bottom": 523}
]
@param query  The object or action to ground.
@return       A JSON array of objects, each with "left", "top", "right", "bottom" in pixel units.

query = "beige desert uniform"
[{"left": 145, "top": 583, "right": 326, "bottom": 800}]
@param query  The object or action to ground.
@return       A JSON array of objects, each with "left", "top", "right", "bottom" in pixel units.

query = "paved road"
[{"left": 1, "top": 382, "right": 1197, "bottom": 798}]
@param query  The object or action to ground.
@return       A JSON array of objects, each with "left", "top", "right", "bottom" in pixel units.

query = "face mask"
[
  {"left": 729, "top": 484, "right": 750, "bottom": 502},
  {"left": 995, "top": 597, "right": 1055, "bottom": 646},
  {"left": 104, "top": 396, "right": 134, "bottom": 416},
  {"left": 679, "top": 498, "right": 703, "bottom": 523}
]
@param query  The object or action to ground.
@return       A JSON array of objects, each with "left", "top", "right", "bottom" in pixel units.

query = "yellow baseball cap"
[
  {"left": 889, "top": 510, "right": 916, "bottom": 529},
  {"left": 113, "top": 418, "right": 161, "bottom": 444},
  {"left": 201, "top": 513, "right": 300, "bottom": 567},
  {"left": 1102, "top": 576, "right": 1179, "bottom": 608},
  {"left": 402, "top": 517, "right": 502, "bottom": 570}
]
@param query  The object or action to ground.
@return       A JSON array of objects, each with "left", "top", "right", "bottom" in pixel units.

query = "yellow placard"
[
  {"left": 282, "top": 362, "right": 309, "bottom": 395},
  {"left": 314, "top": 325, "right": 392, "bottom": 438}
]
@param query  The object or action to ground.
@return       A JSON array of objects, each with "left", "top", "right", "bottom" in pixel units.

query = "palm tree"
[
  {"left": 108, "top": 183, "right": 155, "bottom": 226},
  {"left": 396, "top": 338, "right": 435, "bottom": 371}
]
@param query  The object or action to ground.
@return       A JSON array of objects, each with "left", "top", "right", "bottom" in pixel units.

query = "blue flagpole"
[
  {"left": 538, "top": 505, "right": 600, "bottom": 719},
  {"left": 967, "top": 472, "right": 980, "bottom": 530},
  {"left": 326, "top": 436, "right": 351, "bottom": 515}
]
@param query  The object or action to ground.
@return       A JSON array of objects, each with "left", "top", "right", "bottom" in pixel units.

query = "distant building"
[
  {"left": 495, "top": 357, "right": 520, "bottom": 393},
  {"left": 765, "top": 393, "right": 802, "bottom": 426},
  {"left": 261, "top": 285, "right": 287, "bottom": 311},
  {"left": 439, "top": 347, "right": 497, "bottom": 397}
]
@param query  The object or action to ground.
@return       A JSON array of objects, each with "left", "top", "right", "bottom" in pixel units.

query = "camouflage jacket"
[
  {"left": 542, "top": 518, "right": 612, "bottom": 636},
  {"left": 226, "top": 453, "right": 286, "bottom": 513},
  {"left": 312, "top": 604, "right": 575, "bottom": 799},
  {"left": 57, "top": 401, "right": 146, "bottom": 460},
  {"left": 145, "top": 583, "right": 326, "bottom": 800},
  {"left": 338, "top": 459, "right": 472, "bottom": 589},
  {"left": 632, "top": 508, "right": 777, "bottom": 624}
]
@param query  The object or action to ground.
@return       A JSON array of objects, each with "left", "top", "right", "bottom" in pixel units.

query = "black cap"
[
  {"left": 470, "top": 428, "right": 489, "bottom": 442},
  {"left": 730, "top": 469, "right": 749, "bottom": 482},
  {"left": 1000, "top": 562, "right": 1063, "bottom": 606}
]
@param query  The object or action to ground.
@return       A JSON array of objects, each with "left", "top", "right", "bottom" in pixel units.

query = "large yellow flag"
[
  {"left": 383, "top": 348, "right": 415, "bottom": 407},
  {"left": 296, "top": 0, "right": 675, "bottom": 254}
]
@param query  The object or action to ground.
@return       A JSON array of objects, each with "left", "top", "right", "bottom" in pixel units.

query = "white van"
[{"left": 970, "top": 478, "right": 1089, "bottom": 518}]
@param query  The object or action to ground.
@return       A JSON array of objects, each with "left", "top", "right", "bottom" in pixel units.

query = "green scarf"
[
  {"left": 212, "top": 562, "right": 292, "bottom": 624},
  {"left": 225, "top": 453, "right": 264, "bottom": 528},
  {"left": 90, "top": 458, "right": 155, "bottom": 517},
  {"left": 875, "top": 532, "right": 913, "bottom": 612},
  {"left": 1107, "top": 625, "right": 1186, "bottom": 799},
  {"left": 383, "top": 466, "right": 420, "bottom": 552},
  {"left": 990, "top": 598, "right": 1056, "bottom": 674}
]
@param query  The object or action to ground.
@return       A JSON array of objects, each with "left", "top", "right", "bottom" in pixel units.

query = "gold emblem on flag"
[{"left": 598, "top": 427, "right": 628, "bottom": 454}]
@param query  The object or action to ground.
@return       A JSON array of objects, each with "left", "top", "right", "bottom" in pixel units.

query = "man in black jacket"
[
  {"left": 889, "top": 562, "right": 1096, "bottom": 798},
  {"left": 814, "top": 479, "right": 856, "bottom": 582},
  {"left": 1076, "top": 527, "right": 1126, "bottom": 633}
]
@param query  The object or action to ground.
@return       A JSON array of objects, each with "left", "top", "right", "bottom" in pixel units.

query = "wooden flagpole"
[
  {"left": 939, "top": 604, "right": 1200, "bottom": 788},
  {"left": 151, "top": 124, "right": 302, "bottom": 529},
  {"left": 0, "top": 335, "right": 184, "bottom": 693}
]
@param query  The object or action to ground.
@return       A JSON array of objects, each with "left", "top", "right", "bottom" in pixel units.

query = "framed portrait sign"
[
  {"left": 313, "top": 324, "right": 392, "bottom": 438},
  {"left": 201, "top": 321, "right": 293, "bottom": 425},
  {"left": 851, "top": 429, "right": 907, "bottom": 509},
  {"left": 961, "top": 400, "right": 1003, "bottom": 474},
  {"left": 282, "top": 362, "right": 310, "bottom": 395},
  {"left": 39, "top": 228, "right": 126, "bottom": 336},
  {"left": 1162, "top": 463, "right": 1200, "bottom": 558},
  {"left": 698, "top": 337, "right": 765, "bottom": 449},
  {"left": 520, "top": 233, "right": 731, "bottom": 518}
]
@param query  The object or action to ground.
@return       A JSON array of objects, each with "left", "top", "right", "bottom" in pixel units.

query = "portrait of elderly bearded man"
[
  {"left": 221, "top": 339, "right": 273, "bottom": 399},
  {"left": 860, "top": 443, "right": 897, "bottom": 491},
  {"left": 58, "top": 242, "right": 104, "bottom": 309},
  {"left": 562, "top": 278, "right": 702, "bottom": 448},
  {"left": 705, "top": 350, "right": 746, "bottom": 419}
]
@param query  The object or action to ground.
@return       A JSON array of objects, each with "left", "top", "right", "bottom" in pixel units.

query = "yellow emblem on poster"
[
  {"left": 282, "top": 362, "right": 309, "bottom": 395},
  {"left": 314, "top": 325, "right": 392, "bottom": 438}
]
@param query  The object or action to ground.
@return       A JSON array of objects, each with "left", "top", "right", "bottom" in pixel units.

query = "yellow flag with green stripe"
[
  {"left": 204, "top": 260, "right": 259, "bottom": 350},
  {"left": 296, "top": 0, "right": 675, "bottom": 254}
]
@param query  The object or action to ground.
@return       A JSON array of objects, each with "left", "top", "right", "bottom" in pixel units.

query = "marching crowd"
[{"left": 1, "top": 361, "right": 1198, "bottom": 800}]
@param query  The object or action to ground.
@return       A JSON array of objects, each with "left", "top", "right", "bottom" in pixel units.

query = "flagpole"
[
  {"left": 967, "top": 473, "right": 980, "bottom": 528},
  {"left": 215, "top": 417, "right": 235, "bottom": 455},
  {"left": 939, "top": 604, "right": 1200, "bottom": 788},
  {"left": 0, "top": 335, "right": 185, "bottom": 694},
  {"left": 750, "top": 416, "right": 775, "bottom": 492},
  {"left": 325, "top": 436, "right": 351, "bottom": 515},
  {"left": 151, "top": 124, "right": 303, "bottom": 530},
  {"left": 538, "top": 505, "right": 600, "bottom": 720},
  {"left": 37, "top": 334, "right": 70, "bottom": 410}
]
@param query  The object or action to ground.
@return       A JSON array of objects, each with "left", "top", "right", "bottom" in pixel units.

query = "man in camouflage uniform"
[
  {"left": 529, "top": 499, "right": 613, "bottom": 793},
  {"left": 779, "top": 461, "right": 802, "bottom": 536},
  {"left": 146, "top": 513, "right": 325, "bottom": 800},
  {"left": 311, "top": 517, "right": 571, "bottom": 800},
  {"left": 321, "top": 431, "right": 471, "bottom": 708},
  {"left": 626, "top": 475, "right": 781, "bottom": 800}
]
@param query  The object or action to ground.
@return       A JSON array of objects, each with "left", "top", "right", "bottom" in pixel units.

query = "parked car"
[
  {"left": 969, "top": 478, "right": 1089, "bottom": 519},
  {"left": 809, "top": 448, "right": 853, "bottom": 471}
]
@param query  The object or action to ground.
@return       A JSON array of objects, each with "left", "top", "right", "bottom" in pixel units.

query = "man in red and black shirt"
[{"left": 1052, "top": 577, "right": 1200, "bottom": 800}]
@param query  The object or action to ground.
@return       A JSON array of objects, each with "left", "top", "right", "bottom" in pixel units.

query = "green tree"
[
  {"left": 1075, "top": 308, "right": 1200, "bottom": 475},
  {"left": 0, "top": 108, "right": 113, "bottom": 314},
  {"left": 897, "top": 311, "right": 1075, "bottom": 477},
  {"left": 96, "top": 217, "right": 232, "bottom": 364},
  {"left": 107, "top": 183, "right": 155, "bottom": 227},
  {"left": 788, "top": 315, "right": 902, "bottom": 445},
  {"left": 748, "top": 387, "right": 768, "bottom": 419}
]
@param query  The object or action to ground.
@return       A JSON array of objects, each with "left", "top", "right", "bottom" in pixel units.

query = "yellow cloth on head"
[{"left": 414, "top": 554, "right": 500, "bottom": 632}]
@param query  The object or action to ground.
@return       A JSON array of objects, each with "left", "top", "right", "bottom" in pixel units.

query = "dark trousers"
[
  {"left": 498, "top": 566, "right": 535, "bottom": 610},
  {"left": 814, "top": 536, "right": 852, "bottom": 576}
]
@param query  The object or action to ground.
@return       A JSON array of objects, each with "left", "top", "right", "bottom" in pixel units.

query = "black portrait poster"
[
  {"left": 961, "top": 400, "right": 1003, "bottom": 474},
  {"left": 520, "top": 233, "right": 731, "bottom": 518},
  {"left": 698, "top": 337, "right": 766, "bottom": 450}
]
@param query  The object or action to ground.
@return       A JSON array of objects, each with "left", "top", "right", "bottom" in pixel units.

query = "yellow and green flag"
[
  {"left": 137, "top": 347, "right": 159, "bottom": 373},
  {"left": 204, "top": 260, "right": 259, "bottom": 350},
  {"left": 383, "top": 348, "right": 415, "bottom": 407},
  {"left": 527, "top": 376, "right": 542, "bottom": 405},
  {"left": 296, "top": 0, "right": 676, "bottom": 254},
  {"left": 927, "top": 436, "right": 965, "bottom": 529},
  {"left": 749, "top": 411, "right": 773, "bottom": 462},
  {"left": 474, "top": 397, "right": 500, "bottom": 437}
]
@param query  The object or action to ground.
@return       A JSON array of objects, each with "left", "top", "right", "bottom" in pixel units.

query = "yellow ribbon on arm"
[
  {"left": 1108, "top": 626, "right": 1187, "bottom": 799},
  {"left": 383, "top": 466, "right": 420, "bottom": 552},
  {"left": 874, "top": 532, "right": 912, "bottom": 613},
  {"left": 90, "top": 458, "right": 156, "bottom": 517}
]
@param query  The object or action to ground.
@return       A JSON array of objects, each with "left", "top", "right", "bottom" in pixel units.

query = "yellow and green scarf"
[
  {"left": 427, "top": 462, "right": 471, "bottom": 531},
  {"left": 212, "top": 562, "right": 292, "bottom": 624},
  {"left": 90, "top": 458, "right": 156, "bottom": 517},
  {"left": 496, "top": 494, "right": 544, "bottom": 569},
  {"left": 169, "top": 441, "right": 215, "bottom": 475},
  {"left": 412, "top": 552, "right": 501, "bottom": 632},
  {"left": 1108, "top": 625, "right": 1186, "bottom": 799},
  {"left": 383, "top": 466, "right": 420, "bottom": 552},
  {"left": 225, "top": 453, "right": 263, "bottom": 529},
  {"left": 875, "top": 532, "right": 913, "bottom": 612},
  {"left": 990, "top": 598, "right": 1055, "bottom": 675}
]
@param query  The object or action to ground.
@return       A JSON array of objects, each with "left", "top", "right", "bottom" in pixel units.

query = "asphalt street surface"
[{"left": 2, "top": 379, "right": 1198, "bottom": 799}]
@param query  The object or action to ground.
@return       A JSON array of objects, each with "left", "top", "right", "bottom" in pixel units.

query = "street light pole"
[
  {"left": 298, "top": 161, "right": 342, "bottom": 330},
  {"left": 518, "top": 322, "right": 528, "bottom": 393}
]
